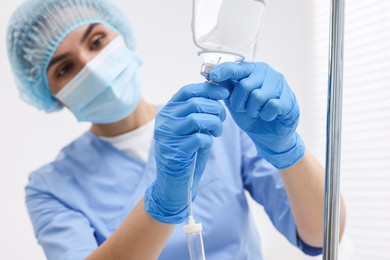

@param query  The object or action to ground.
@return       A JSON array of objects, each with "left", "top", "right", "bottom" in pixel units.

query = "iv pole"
[{"left": 323, "top": 0, "right": 345, "bottom": 259}]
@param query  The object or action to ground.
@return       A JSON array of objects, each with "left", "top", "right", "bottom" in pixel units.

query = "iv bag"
[{"left": 192, "top": 0, "right": 268, "bottom": 63}]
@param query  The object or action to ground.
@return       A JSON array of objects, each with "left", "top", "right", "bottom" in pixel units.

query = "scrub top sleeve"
[
  {"left": 239, "top": 131, "right": 323, "bottom": 256},
  {"left": 25, "top": 173, "right": 98, "bottom": 260}
]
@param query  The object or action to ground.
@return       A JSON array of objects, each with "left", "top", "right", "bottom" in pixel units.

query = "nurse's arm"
[
  {"left": 279, "top": 149, "right": 346, "bottom": 248},
  {"left": 87, "top": 198, "right": 175, "bottom": 260}
]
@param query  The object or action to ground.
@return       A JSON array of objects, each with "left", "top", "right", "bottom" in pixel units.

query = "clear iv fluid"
[{"left": 192, "top": 0, "right": 267, "bottom": 62}]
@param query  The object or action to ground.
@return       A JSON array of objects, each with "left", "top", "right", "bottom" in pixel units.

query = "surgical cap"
[{"left": 7, "top": 0, "right": 136, "bottom": 112}]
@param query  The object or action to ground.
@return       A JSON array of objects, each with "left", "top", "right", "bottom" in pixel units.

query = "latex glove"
[
  {"left": 144, "top": 82, "right": 229, "bottom": 224},
  {"left": 209, "top": 62, "right": 305, "bottom": 169}
]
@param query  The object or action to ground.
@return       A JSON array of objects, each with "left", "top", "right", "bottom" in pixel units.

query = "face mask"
[{"left": 54, "top": 36, "right": 142, "bottom": 124}]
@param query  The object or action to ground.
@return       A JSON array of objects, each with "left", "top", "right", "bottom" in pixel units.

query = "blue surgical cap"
[{"left": 7, "top": 0, "right": 137, "bottom": 112}]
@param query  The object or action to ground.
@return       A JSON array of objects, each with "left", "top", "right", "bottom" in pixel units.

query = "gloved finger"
[
  {"left": 170, "top": 82, "right": 229, "bottom": 102},
  {"left": 230, "top": 64, "right": 268, "bottom": 112},
  {"left": 192, "top": 147, "right": 211, "bottom": 193},
  {"left": 170, "top": 97, "right": 226, "bottom": 121},
  {"left": 213, "top": 80, "right": 235, "bottom": 111},
  {"left": 215, "top": 79, "right": 235, "bottom": 95},
  {"left": 195, "top": 147, "right": 211, "bottom": 169},
  {"left": 176, "top": 113, "right": 224, "bottom": 137},
  {"left": 209, "top": 62, "right": 256, "bottom": 82},
  {"left": 182, "top": 132, "right": 214, "bottom": 154},
  {"left": 245, "top": 79, "right": 281, "bottom": 118},
  {"left": 258, "top": 99, "right": 283, "bottom": 122}
]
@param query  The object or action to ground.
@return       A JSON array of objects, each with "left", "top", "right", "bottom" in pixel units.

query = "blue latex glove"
[
  {"left": 145, "top": 82, "right": 229, "bottom": 224},
  {"left": 209, "top": 62, "right": 305, "bottom": 169}
]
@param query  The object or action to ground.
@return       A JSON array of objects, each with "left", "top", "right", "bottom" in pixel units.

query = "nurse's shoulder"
[{"left": 25, "top": 131, "right": 101, "bottom": 193}]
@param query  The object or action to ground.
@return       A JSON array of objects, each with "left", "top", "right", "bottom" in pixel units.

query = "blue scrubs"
[{"left": 25, "top": 115, "right": 322, "bottom": 260}]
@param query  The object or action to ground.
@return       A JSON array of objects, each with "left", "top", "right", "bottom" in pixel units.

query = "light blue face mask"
[{"left": 55, "top": 36, "right": 142, "bottom": 124}]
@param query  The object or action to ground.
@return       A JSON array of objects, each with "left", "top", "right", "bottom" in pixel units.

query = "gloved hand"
[
  {"left": 209, "top": 62, "right": 305, "bottom": 169},
  {"left": 144, "top": 82, "right": 229, "bottom": 224}
]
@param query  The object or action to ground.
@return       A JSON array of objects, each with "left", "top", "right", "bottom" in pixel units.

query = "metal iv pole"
[{"left": 323, "top": 0, "right": 345, "bottom": 259}]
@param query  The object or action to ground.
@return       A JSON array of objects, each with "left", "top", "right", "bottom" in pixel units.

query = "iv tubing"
[
  {"left": 188, "top": 151, "right": 198, "bottom": 218},
  {"left": 184, "top": 151, "right": 206, "bottom": 260}
]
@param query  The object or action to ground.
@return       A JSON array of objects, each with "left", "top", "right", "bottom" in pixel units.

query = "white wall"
[{"left": 0, "top": 0, "right": 320, "bottom": 259}]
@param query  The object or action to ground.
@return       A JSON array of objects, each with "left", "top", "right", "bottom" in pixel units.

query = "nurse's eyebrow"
[
  {"left": 47, "top": 24, "right": 98, "bottom": 71},
  {"left": 81, "top": 23, "right": 98, "bottom": 43},
  {"left": 47, "top": 53, "right": 71, "bottom": 71}
]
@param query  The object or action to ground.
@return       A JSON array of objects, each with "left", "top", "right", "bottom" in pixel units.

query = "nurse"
[{"left": 7, "top": 0, "right": 346, "bottom": 259}]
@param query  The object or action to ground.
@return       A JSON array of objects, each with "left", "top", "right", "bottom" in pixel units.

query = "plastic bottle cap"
[{"left": 200, "top": 63, "right": 216, "bottom": 79}]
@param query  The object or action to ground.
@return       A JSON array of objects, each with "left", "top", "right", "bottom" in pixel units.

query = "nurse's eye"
[
  {"left": 90, "top": 35, "right": 105, "bottom": 51},
  {"left": 56, "top": 63, "right": 74, "bottom": 78}
]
